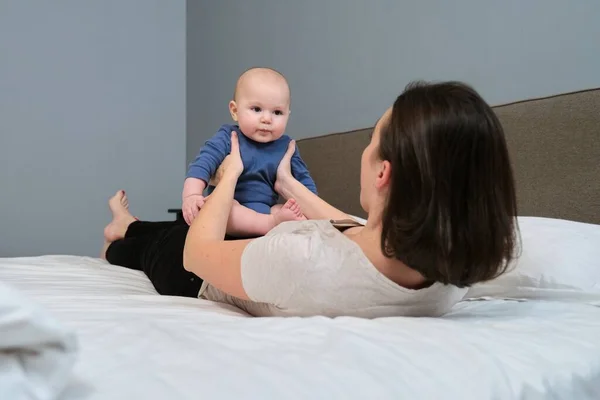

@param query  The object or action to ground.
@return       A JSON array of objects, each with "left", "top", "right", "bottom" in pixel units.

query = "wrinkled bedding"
[{"left": 1, "top": 255, "right": 599, "bottom": 399}]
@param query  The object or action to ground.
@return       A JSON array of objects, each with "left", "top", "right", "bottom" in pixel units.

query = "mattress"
[{"left": 1, "top": 255, "right": 600, "bottom": 399}]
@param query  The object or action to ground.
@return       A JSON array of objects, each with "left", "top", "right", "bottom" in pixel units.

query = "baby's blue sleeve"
[
  {"left": 290, "top": 147, "right": 318, "bottom": 195},
  {"left": 186, "top": 126, "right": 232, "bottom": 184}
]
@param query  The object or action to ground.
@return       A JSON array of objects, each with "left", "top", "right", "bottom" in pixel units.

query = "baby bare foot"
[
  {"left": 103, "top": 190, "right": 137, "bottom": 243},
  {"left": 273, "top": 199, "right": 305, "bottom": 226}
]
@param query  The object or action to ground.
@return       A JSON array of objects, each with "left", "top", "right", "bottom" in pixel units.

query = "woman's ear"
[
  {"left": 229, "top": 100, "right": 238, "bottom": 121},
  {"left": 375, "top": 160, "right": 392, "bottom": 190}
]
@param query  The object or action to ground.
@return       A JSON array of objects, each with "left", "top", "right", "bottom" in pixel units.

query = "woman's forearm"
[
  {"left": 182, "top": 132, "right": 251, "bottom": 299},
  {"left": 182, "top": 172, "right": 252, "bottom": 300},
  {"left": 279, "top": 177, "right": 350, "bottom": 220},
  {"left": 188, "top": 174, "right": 238, "bottom": 241}
]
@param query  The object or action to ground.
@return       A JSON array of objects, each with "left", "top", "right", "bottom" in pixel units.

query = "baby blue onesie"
[{"left": 186, "top": 124, "right": 317, "bottom": 214}]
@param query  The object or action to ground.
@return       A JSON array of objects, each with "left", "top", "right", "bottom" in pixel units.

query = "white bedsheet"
[{"left": 1, "top": 255, "right": 600, "bottom": 399}]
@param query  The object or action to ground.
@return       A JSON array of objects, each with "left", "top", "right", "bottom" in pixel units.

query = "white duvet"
[
  {"left": 0, "top": 279, "right": 77, "bottom": 400},
  {"left": 1, "top": 254, "right": 600, "bottom": 399}
]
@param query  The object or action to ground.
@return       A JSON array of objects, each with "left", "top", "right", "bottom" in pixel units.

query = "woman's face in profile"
[{"left": 359, "top": 107, "right": 391, "bottom": 212}]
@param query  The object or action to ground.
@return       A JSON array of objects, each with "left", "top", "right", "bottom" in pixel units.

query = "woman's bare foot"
[
  {"left": 100, "top": 241, "right": 111, "bottom": 260},
  {"left": 103, "top": 190, "right": 137, "bottom": 243},
  {"left": 272, "top": 199, "right": 305, "bottom": 226}
]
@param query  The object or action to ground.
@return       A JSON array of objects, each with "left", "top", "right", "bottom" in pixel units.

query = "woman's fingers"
[
  {"left": 277, "top": 139, "right": 295, "bottom": 175},
  {"left": 284, "top": 140, "right": 296, "bottom": 160},
  {"left": 225, "top": 130, "right": 244, "bottom": 177},
  {"left": 230, "top": 131, "right": 240, "bottom": 155}
]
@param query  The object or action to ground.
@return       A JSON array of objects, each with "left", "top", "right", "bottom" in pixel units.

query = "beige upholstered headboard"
[{"left": 298, "top": 88, "right": 600, "bottom": 224}]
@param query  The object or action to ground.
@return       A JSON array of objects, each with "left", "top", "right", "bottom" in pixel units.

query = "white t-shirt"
[{"left": 198, "top": 220, "right": 467, "bottom": 318}]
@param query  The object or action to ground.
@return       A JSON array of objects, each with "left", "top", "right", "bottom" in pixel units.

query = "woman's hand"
[
  {"left": 273, "top": 139, "right": 350, "bottom": 221},
  {"left": 218, "top": 131, "right": 244, "bottom": 181},
  {"left": 275, "top": 139, "right": 297, "bottom": 195}
]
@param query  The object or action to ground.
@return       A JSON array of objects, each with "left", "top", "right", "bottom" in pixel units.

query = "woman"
[{"left": 103, "top": 81, "right": 518, "bottom": 318}]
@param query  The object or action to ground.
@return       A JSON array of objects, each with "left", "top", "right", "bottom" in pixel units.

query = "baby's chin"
[{"left": 246, "top": 130, "right": 282, "bottom": 143}]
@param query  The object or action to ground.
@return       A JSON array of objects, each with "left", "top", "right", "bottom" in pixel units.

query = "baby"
[{"left": 182, "top": 67, "right": 318, "bottom": 237}]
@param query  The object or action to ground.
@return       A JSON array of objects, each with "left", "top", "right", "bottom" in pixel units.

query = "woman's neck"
[{"left": 351, "top": 218, "right": 428, "bottom": 290}]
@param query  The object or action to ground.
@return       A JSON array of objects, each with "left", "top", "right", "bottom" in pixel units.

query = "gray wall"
[
  {"left": 0, "top": 1, "right": 186, "bottom": 257},
  {"left": 2, "top": 1, "right": 598, "bottom": 257},
  {"left": 187, "top": 0, "right": 600, "bottom": 162}
]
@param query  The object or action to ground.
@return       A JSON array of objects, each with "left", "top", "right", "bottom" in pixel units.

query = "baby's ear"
[{"left": 228, "top": 100, "right": 238, "bottom": 121}]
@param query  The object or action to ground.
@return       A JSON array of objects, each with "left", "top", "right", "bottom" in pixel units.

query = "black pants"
[{"left": 105, "top": 220, "right": 202, "bottom": 297}]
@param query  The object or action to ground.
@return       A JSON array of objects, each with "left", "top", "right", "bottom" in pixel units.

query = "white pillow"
[
  {"left": 0, "top": 280, "right": 78, "bottom": 400},
  {"left": 466, "top": 217, "right": 600, "bottom": 305}
]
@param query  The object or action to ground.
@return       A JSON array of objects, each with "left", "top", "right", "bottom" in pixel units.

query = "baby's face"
[{"left": 232, "top": 77, "right": 290, "bottom": 143}]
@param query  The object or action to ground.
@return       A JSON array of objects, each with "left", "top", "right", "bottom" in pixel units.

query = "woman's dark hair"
[{"left": 379, "top": 81, "right": 518, "bottom": 288}]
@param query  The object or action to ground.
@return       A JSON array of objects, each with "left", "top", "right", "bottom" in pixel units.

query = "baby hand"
[{"left": 182, "top": 194, "right": 206, "bottom": 225}]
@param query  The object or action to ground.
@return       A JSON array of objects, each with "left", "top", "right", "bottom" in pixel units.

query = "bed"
[
  {"left": 1, "top": 229, "right": 600, "bottom": 400},
  {"left": 1, "top": 89, "right": 599, "bottom": 399}
]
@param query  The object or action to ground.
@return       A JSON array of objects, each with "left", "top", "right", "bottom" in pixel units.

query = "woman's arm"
[
  {"left": 276, "top": 141, "right": 351, "bottom": 221},
  {"left": 183, "top": 132, "right": 252, "bottom": 300}
]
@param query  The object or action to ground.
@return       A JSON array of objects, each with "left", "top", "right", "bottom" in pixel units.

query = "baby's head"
[{"left": 229, "top": 67, "right": 291, "bottom": 143}]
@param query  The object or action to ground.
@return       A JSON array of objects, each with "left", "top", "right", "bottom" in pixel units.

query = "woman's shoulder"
[
  {"left": 266, "top": 219, "right": 344, "bottom": 237},
  {"left": 241, "top": 219, "right": 355, "bottom": 267}
]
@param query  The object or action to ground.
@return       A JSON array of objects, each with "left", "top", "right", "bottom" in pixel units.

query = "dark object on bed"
[
  {"left": 298, "top": 88, "right": 600, "bottom": 224},
  {"left": 168, "top": 209, "right": 184, "bottom": 222}
]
